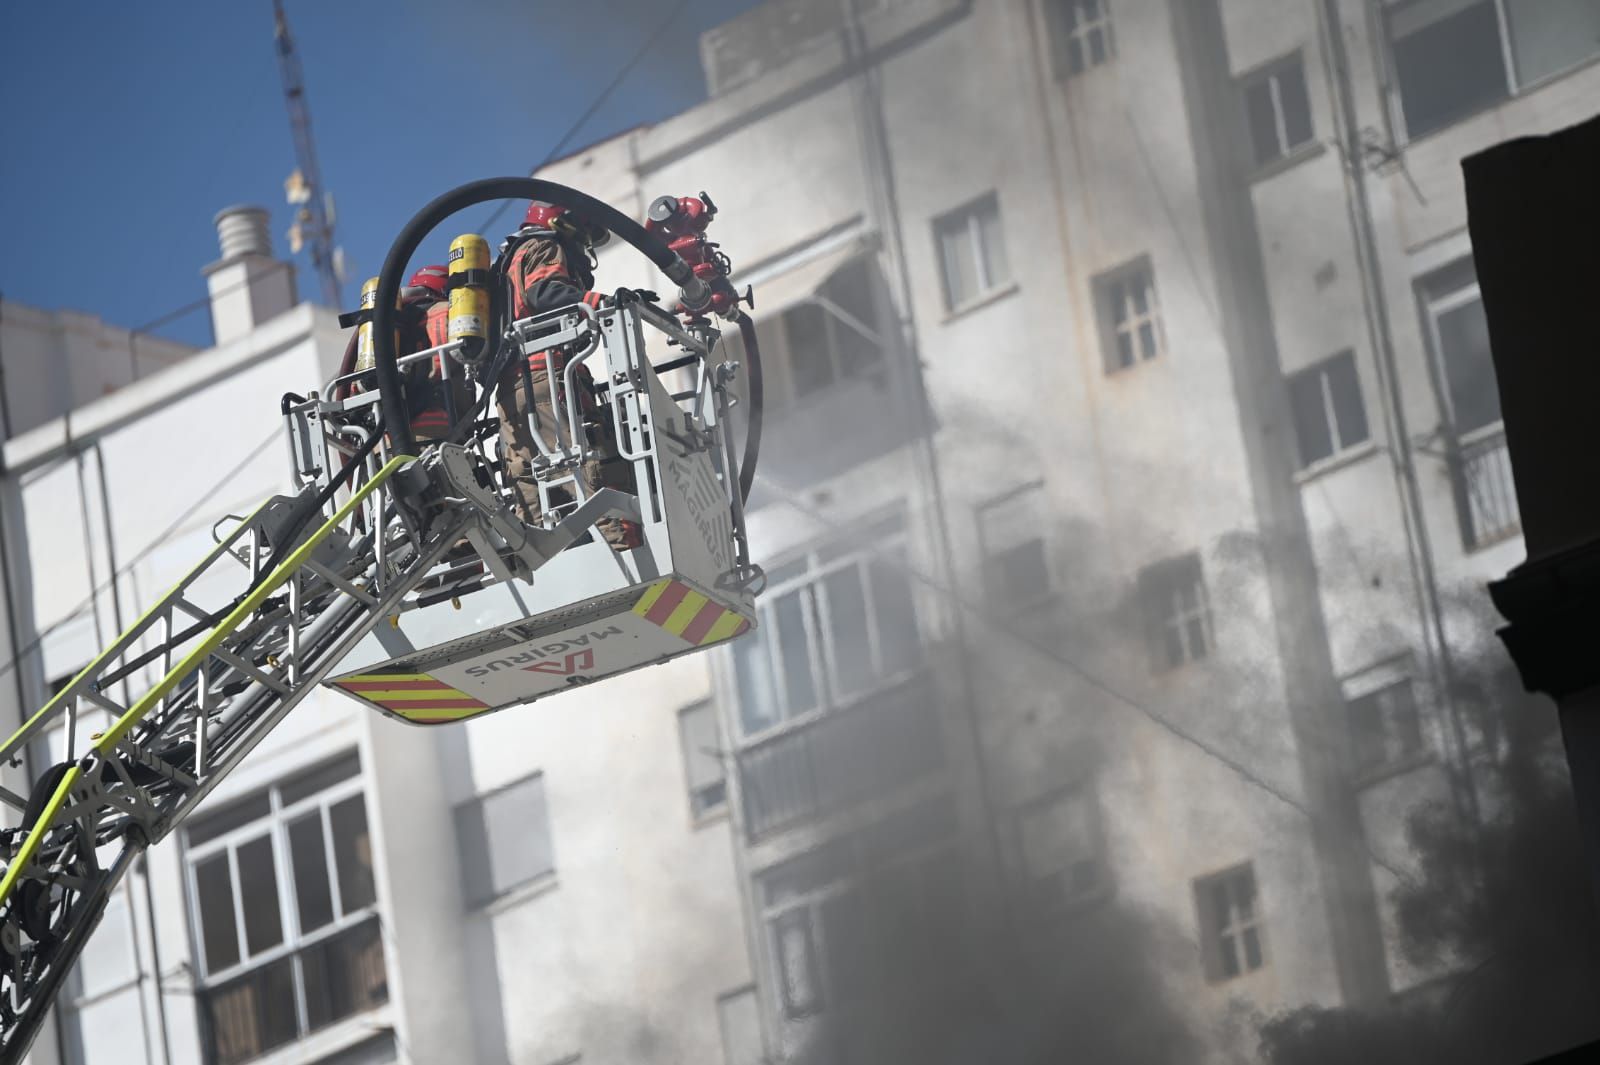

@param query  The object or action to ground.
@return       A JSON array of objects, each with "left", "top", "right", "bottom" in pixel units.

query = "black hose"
[
  {"left": 371, "top": 178, "right": 703, "bottom": 458},
  {"left": 734, "top": 312, "right": 763, "bottom": 503}
]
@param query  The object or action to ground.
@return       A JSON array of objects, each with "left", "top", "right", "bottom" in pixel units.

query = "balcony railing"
[
  {"left": 737, "top": 672, "right": 944, "bottom": 841},
  {"left": 1453, "top": 428, "right": 1520, "bottom": 550},
  {"left": 199, "top": 915, "right": 388, "bottom": 1065}
]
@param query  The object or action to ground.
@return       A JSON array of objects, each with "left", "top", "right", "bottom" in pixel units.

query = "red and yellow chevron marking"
[
  {"left": 632, "top": 579, "right": 750, "bottom": 646},
  {"left": 333, "top": 673, "right": 490, "bottom": 725}
]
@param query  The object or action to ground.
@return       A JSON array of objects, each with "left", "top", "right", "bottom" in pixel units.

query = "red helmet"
[
  {"left": 401, "top": 265, "right": 448, "bottom": 303},
  {"left": 521, "top": 200, "right": 610, "bottom": 248},
  {"left": 523, "top": 200, "right": 566, "bottom": 230}
]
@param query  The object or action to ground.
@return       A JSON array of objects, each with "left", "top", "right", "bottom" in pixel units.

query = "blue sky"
[{"left": 0, "top": 0, "right": 763, "bottom": 346}]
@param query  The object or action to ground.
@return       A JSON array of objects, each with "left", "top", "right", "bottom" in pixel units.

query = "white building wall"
[
  {"left": 0, "top": 299, "right": 193, "bottom": 441},
  {"left": 5, "top": 3, "right": 1594, "bottom": 1063}
]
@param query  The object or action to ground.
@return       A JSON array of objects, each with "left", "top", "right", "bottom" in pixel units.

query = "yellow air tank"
[
  {"left": 354, "top": 276, "right": 380, "bottom": 374},
  {"left": 447, "top": 235, "right": 489, "bottom": 365}
]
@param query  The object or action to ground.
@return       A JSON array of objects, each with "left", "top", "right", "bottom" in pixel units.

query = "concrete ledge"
[{"left": 1, "top": 302, "right": 325, "bottom": 477}]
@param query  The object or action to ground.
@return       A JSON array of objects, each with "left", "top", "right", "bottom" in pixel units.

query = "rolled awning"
[{"left": 733, "top": 226, "right": 879, "bottom": 317}]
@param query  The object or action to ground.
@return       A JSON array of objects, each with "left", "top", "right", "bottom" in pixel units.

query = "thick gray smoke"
[
  {"left": 1259, "top": 614, "right": 1600, "bottom": 1064},
  {"left": 780, "top": 841, "right": 1202, "bottom": 1065}
]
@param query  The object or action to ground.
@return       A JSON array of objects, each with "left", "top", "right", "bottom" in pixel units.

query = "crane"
[
  {"left": 273, "top": 0, "right": 343, "bottom": 308},
  {"left": 0, "top": 178, "right": 763, "bottom": 1062}
]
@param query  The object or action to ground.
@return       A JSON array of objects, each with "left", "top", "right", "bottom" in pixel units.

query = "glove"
[{"left": 609, "top": 287, "right": 659, "bottom": 308}]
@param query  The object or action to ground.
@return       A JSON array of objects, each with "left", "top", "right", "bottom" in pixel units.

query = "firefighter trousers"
[{"left": 495, "top": 364, "right": 637, "bottom": 548}]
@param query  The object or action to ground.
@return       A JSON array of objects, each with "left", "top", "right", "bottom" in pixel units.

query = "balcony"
[
  {"left": 1452, "top": 428, "right": 1520, "bottom": 550},
  {"left": 737, "top": 672, "right": 943, "bottom": 841},
  {"left": 199, "top": 915, "right": 387, "bottom": 1065}
]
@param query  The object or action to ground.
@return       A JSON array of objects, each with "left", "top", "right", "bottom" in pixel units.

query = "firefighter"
[
  {"left": 397, "top": 265, "right": 472, "bottom": 444},
  {"left": 496, "top": 201, "right": 640, "bottom": 550}
]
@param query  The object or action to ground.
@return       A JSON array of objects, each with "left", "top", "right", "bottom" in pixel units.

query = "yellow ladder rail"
[{"left": 0, "top": 455, "right": 414, "bottom": 910}]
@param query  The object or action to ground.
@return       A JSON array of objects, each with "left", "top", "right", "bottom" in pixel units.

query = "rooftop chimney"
[{"left": 204, "top": 205, "right": 297, "bottom": 347}]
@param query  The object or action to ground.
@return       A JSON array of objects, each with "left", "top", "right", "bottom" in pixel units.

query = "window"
[
  {"left": 977, "top": 483, "right": 1052, "bottom": 607},
  {"left": 1385, "top": 0, "right": 1600, "bottom": 140},
  {"left": 1096, "top": 258, "right": 1164, "bottom": 371},
  {"left": 1137, "top": 553, "right": 1212, "bottom": 671},
  {"left": 1243, "top": 54, "right": 1314, "bottom": 168},
  {"left": 678, "top": 701, "right": 728, "bottom": 819},
  {"left": 455, "top": 772, "right": 555, "bottom": 907},
  {"left": 757, "top": 798, "right": 959, "bottom": 1022},
  {"left": 185, "top": 753, "right": 385, "bottom": 1065},
  {"left": 1421, "top": 261, "right": 1517, "bottom": 547},
  {"left": 1288, "top": 351, "right": 1370, "bottom": 468},
  {"left": 1386, "top": 0, "right": 1508, "bottom": 138},
  {"left": 1014, "top": 786, "right": 1105, "bottom": 913},
  {"left": 59, "top": 889, "right": 149, "bottom": 1065},
  {"left": 1195, "top": 863, "right": 1266, "bottom": 982},
  {"left": 773, "top": 258, "right": 886, "bottom": 406},
  {"left": 733, "top": 514, "right": 921, "bottom": 737},
  {"left": 1504, "top": 0, "right": 1600, "bottom": 85},
  {"left": 1348, "top": 679, "right": 1425, "bottom": 777},
  {"left": 1421, "top": 262, "right": 1501, "bottom": 436},
  {"left": 1044, "top": 0, "right": 1115, "bottom": 78},
  {"left": 718, "top": 987, "right": 764, "bottom": 1065},
  {"left": 934, "top": 194, "right": 1011, "bottom": 311}
]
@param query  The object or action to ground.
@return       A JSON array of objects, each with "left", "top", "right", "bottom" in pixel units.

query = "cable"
[
  {"left": 0, "top": 425, "right": 282, "bottom": 687},
  {"left": 129, "top": 260, "right": 295, "bottom": 341},
  {"left": 476, "top": 0, "right": 695, "bottom": 237}
]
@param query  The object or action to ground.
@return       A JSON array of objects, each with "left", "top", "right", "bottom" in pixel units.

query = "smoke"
[
  {"left": 775, "top": 825, "right": 1203, "bottom": 1065},
  {"left": 1259, "top": 640, "right": 1600, "bottom": 1065}
]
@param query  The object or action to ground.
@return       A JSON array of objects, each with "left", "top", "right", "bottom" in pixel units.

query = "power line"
[
  {"left": 130, "top": 260, "right": 297, "bottom": 341},
  {"left": 0, "top": 426, "right": 282, "bottom": 688},
  {"left": 476, "top": 0, "right": 696, "bottom": 237}
]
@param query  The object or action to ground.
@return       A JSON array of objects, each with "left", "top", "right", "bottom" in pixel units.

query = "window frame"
[
  {"left": 1095, "top": 256, "right": 1165, "bottom": 373},
  {"left": 975, "top": 481, "right": 1055, "bottom": 610},
  {"left": 454, "top": 770, "right": 557, "bottom": 908},
  {"left": 1043, "top": 0, "right": 1116, "bottom": 80},
  {"left": 1381, "top": 0, "right": 1600, "bottom": 143},
  {"left": 1383, "top": 0, "right": 1516, "bottom": 143},
  {"left": 1342, "top": 657, "right": 1430, "bottom": 783},
  {"left": 731, "top": 514, "right": 922, "bottom": 741},
  {"left": 772, "top": 259, "right": 887, "bottom": 408},
  {"left": 1137, "top": 553, "right": 1213, "bottom": 672},
  {"left": 716, "top": 985, "right": 765, "bottom": 1065},
  {"left": 183, "top": 761, "right": 373, "bottom": 988},
  {"left": 677, "top": 700, "right": 729, "bottom": 821},
  {"left": 756, "top": 797, "right": 962, "bottom": 1024},
  {"left": 932, "top": 193, "right": 1011, "bottom": 313},
  {"left": 1287, "top": 350, "right": 1372, "bottom": 470},
  {"left": 1194, "top": 862, "right": 1268, "bottom": 983},
  {"left": 1420, "top": 274, "right": 1502, "bottom": 443},
  {"left": 1240, "top": 51, "right": 1315, "bottom": 170},
  {"left": 1009, "top": 783, "right": 1109, "bottom": 915}
]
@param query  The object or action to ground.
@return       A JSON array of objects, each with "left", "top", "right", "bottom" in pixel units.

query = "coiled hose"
[{"left": 368, "top": 178, "right": 761, "bottom": 503}]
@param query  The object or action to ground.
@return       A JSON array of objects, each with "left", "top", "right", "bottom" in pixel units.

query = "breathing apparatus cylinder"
[
  {"left": 354, "top": 276, "right": 381, "bottom": 373},
  {"left": 447, "top": 234, "right": 490, "bottom": 366}
]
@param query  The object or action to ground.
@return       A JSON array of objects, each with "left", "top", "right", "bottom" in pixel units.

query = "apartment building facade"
[
  {"left": 6, "top": 2, "right": 1596, "bottom": 1063},
  {"left": 537, "top": 0, "right": 1600, "bottom": 1061}
]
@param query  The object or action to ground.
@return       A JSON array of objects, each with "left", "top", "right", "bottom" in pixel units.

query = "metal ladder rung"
[
  {"left": 172, "top": 597, "right": 214, "bottom": 624},
  {"left": 80, "top": 688, "right": 129, "bottom": 720},
  {"left": 209, "top": 646, "right": 290, "bottom": 696},
  {"left": 300, "top": 558, "right": 378, "bottom": 608}
]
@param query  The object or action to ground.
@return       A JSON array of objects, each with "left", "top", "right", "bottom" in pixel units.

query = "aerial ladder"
[{"left": 0, "top": 179, "right": 764, "bottom": 1062}]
